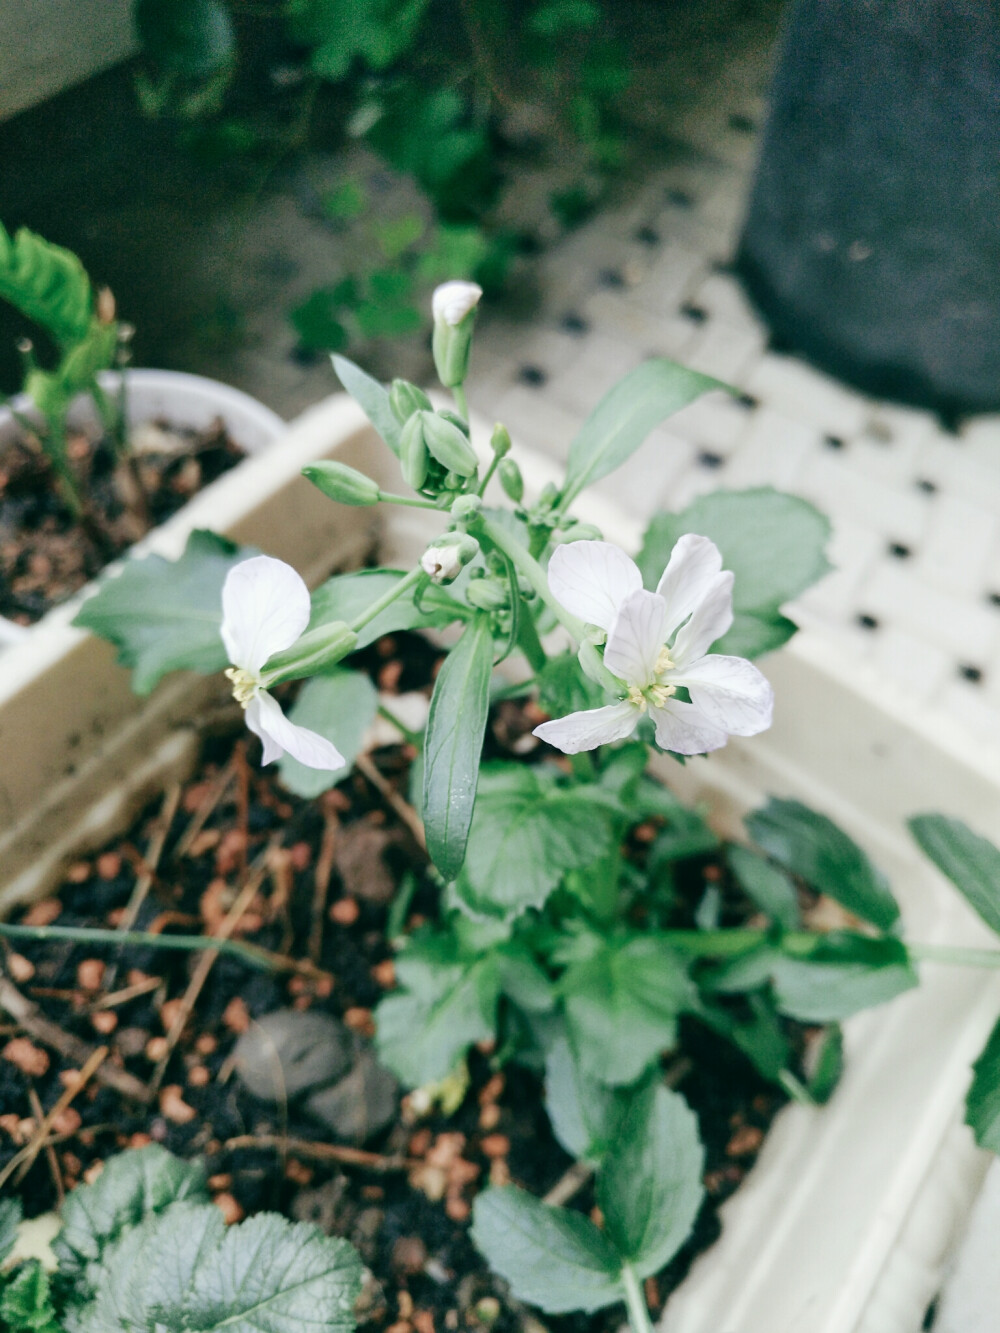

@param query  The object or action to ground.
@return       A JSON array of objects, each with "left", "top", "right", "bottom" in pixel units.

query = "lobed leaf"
[
  {"left": 309, "top": 568, "right": 467, "bottom": 651},
  {"left": 0, "top": 221, "right": 94, "bottom": 348},
  {"left": 0, "top": 1261, "right": 61, "bottom": 1333},
  {"left": 543, "top": 1036, "right": 649, "bottom": 1165},
  {"left": 637, "top": 488, "right": 831, "bottom": 658},
  {"left": 73, "top": 530, "right": 253, "bottom": 695}
]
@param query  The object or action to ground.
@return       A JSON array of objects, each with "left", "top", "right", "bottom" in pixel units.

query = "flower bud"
[
  {"left": 420, "top": 533, "right": 480, "bottom": 583},
  {"left": 498, "top": 458, "right": 524, "bottom": 503},
  {"left": 390, "top": 378, "right": 433, "bottom": 424},
  {"left": 420, "top": 411, "right": 478, "bottom": 477},
  {"left": 550, "top": 521, "right": 604, "bottom": 545},
  {"left": 431, "top": 281, "right": 482, "bottom": 388},
  {"left": 538, "top": 481, "right": 559, "bottom": 509},
  {"left": 465, "top": 578, "right": 508, "bottom": 611},
  {"left": 303, "top": 460, "right": 381, "bottom": 507},
  {"left": 490, "top": 423, "right": 512, "bottom": 457},
  {"left": 451, "top": 493, "right": 482, "bottom": 520},
  {"left": 438, "top": 409, "right": 471, "bottom": 436},
  {"left": 399, "top": 413, "right": 430, "bottom": 491},
  {"left": 262, "top": 621, "right": 358, "bottom": 685}
]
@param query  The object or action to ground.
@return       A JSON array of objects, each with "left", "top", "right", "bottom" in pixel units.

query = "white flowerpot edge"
[{"left": 1, "top": 391, "right": 997, "bottom": 1333}]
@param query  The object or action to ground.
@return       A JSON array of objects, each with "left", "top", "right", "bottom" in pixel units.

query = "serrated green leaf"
[
  {"left": 332, "top": 354, "right": 402, "bottom": 456},
  {"left": 562, "top": 358, "right": 723, "bottom": 505},
  {"left": 637, "top": 489, "right": 831, "bottom": 658},
  {"left": 746, "top": 798, "right": 899, "bottom": 930},
  {"left": 599, "top": 1085, "right": 704, "bottom": 1277},
  {"left": 77, "top": 1200, "right": 361, "bottom": 1333},
  {"left": 0, "top": 1261, "right": 60, "bottom": 1333},
  {"left": 375, "top": 930, "right": 501, "bottom": 1085},
  {"left": 454, "top": 768, "right": 620, "bottom": 920},
  {"left": 0, "top": 1197, "right": 22, "bottom": 1264},
  {"left": 471, "top": 1187, "right": 623, "bottom": 1313},
  {"left": 909, "top": 815, "right": 1000, "bottom": 938},
  {"left": 727, "top": 843, "right": 801, "bottom": 930},
  {"left": 0, "top": 221, "right": 94, "bottom": 348},
  {"left": 966, "top": 1014, "right": 1000, "bottom": 1153},
  {"left": 308, "top": 567, "right": 467, "bottom": 650},
  {"left": 422, "top": 614, "right": 494, "bottom": 881},
  {"left": 279, "top": 668, "right": 377, "bottom": 798},
  {"left": 561, "top": 935, "right": 696, "bottom": 1085},
  {"left": 72, "top": 529, "right": 253, "bottom": 695},
  {"left": 54, "top": 1143, "right": 207, "bottom": 1290},
  {"left": 543, "top": 1036, "right": 648, "bottom": 1164}
]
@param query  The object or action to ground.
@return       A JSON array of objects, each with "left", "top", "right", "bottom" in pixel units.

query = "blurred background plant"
[{"left": 131, "top": 0, "right": 632, "bottom": 356}]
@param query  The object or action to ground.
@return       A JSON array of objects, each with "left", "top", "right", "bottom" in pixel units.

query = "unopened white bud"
[
  {"left": 420, "top": 533, "right": 479, "bottom": 583},
  {"left": 432, "top": 280, "right": 483, "bottom": 327}
]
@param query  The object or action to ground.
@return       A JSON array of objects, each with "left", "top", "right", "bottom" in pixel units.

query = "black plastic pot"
[{"left": 737, "top": 0, "right": 1000, "bottom": 419}]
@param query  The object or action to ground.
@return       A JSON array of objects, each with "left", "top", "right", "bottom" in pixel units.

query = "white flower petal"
[
  {"left": 547, "top": 540, "right": 642, "bottom": 632},
  {"left": 533, "top": 701, "right": 639, "bottom": 754},
  {"left": 604, "top": 589, "right": 669, "bottom": 686},
  {"left": 221, "top": 555, "right": 312, "bottom": 675},
  {"left": 655, "top": 534, "right": 724, "bottom": 640},
  {"left": 649, "top": 698, "right": 730, "bottom": 755},
  {"left": 245, "top": 690, "right": 346, "bottom": 770},
  {"left": 670, "top": 571, "right": 734, "bottom": 666},
  {"left": 432, "top": 280, "right": 483, "bottom": 325},
  {"left": 671, "top": 654, "right": 774, "bottom": 737}
]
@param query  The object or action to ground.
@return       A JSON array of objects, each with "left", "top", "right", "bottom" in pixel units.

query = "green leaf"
[
  {"left": 0, "top": 221, "right": 94, "bottom": 348},
  {"left": 422, "top": 614, "right": 494, "bottom": 881},
  {"left": 696, "top": 992, "right": 791, "bottom": 1082},
  {"left": 73, "top": 530, "right": 253, "bottom": 695},
  {"left": 0, "top": 1197, "right": 21, "bottom": 1264},
  {"left": 711, "top": 934, "right": 917, "bottom": 1022},
  {"left": 727, "top": 844, "right": 801, "bottom": 930},
  {"left": 746, "top": 798, "right": 899, "bottom": 931},
  {"left": 495, "top": 942, "right": 555, "bottom": 1014},
  {"left": 375, "top": 930, "right": 500, "bottom": 1085},
  {"left": 279, "top": 668, "right": 377, "bottom": 798},
  {"left": 537, "top": 650, "right": 605, "bottom": 717},
  {"left": 374, "top": 215, "right": 425, "bottom": 259},
  {"left": 454, "top": 766, "right": 621, "bottom": 920},
  {"left": 637, "top": 489, "right": 831, "bottom": 658},
  {"left": 331, "top": 353, "right": 402, "bottom": 456},
  {"left": 0, "top": 1261, "right": 60, "bottom": 1333},
  {"left": 53, "top": 1143, "right": 207, "bottom": 1290},
  {"left": 561, "top": 935, "right": 696, "bottom": 1085},
  {"left": 309, "top": 567, "right": 466, "bottom": 650},
  {"left": 471, "top": 1187, "right": 623, "bottom": 1314},
  {"left": 543, "top": 1036, "right": 648, "bottom": 1164},
  {"left": 290, "top": 288, "right": 351, "bottom": 352},
  {"left": 562, "top": 358, "right": 724, "bottom": 505},
  {"left": 966, "top": 1014, "right": 1000, "bottom": 1153},
  {"left": 323, "top": 179, "right": 368, "bottom": 221},
  {"left": 909, "top": 815, "right": 1000, "bottom": 937},
  {"left": 806, "top": 1024, "right": 844, "bottom": 1104},
  {"left": 76, "top": 1202, "right": 361, "bottom": 1333},
  {"left": 599, "top": 1085, "right": 704, "bottom": 1277},
  {"left": 135, "top": 0, "right": 235, "bottom": 76}
]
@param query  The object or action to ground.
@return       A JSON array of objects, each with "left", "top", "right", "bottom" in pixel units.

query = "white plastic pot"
[
  {"left": 0, "top": 369, "right": 285, "bottom": 648},
  {"left": 1, "top": 393, "right": 998, "bottom": 1331}
]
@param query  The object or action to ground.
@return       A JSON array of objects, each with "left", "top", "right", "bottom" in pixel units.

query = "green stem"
[
  {"left": 476, "top": 515, "right": 587, "bottom": 641},
  {"left": 377, "top": 490, "right": 441, "bottom": 510},
  {"left": 476, "top": 451, "right": 501, "bottom": 497},
  {"left": 909, "top": 943, "right": 1000, "bottom": 969},
  {"left": 621, "top": 1262, "right": 655, "bottom": 1333},
  {"left": 350, "top": 566, "right": 425, "bottom": 634},
  {"left": 779, "top": 1069, "right": 817, "bottom": 1107},
  {"left": 0, "top": 922, "right": 282, "bottom": 972},
  {"left": 452, "top": 383, "right": 470, "bottom": 424},
  {"left": 377, "top": 702, "right": 422, "bottom": 748}
]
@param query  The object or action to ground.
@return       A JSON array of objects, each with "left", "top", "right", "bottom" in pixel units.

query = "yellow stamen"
[
  {"left": 626, "top": 684, "right": 648, "bottom": 711},
  {"left": 225, "top": 666, "right": 258, "bottom": 709},
  {"left": 648, "top": 682, "right": 677, "bottom": 708},
  {"left": 655, "top": 646, "right": 674, "bottom": 675}
]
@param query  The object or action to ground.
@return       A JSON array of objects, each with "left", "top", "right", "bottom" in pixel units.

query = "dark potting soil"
[
  {"left": 0, "top": 631, "right": 797, "bottom": 1332},
  {"left": 0, "top": 417, "right": 244, "bottom": 624}
]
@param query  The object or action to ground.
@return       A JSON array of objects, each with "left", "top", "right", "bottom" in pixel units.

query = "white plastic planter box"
[{"left": 2, "top": 392, "right": 999, "bottom": 1331}]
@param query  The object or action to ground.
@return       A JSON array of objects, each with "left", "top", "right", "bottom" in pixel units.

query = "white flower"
[
  {"left": 432, "top": 280, "right": 483, "bottom": 326},
  {"left": 532, "top": 537, "right": 774, "bottom": 755},
  {"left": 221, "top": 555, "right": 346, "bottom": 770}
]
